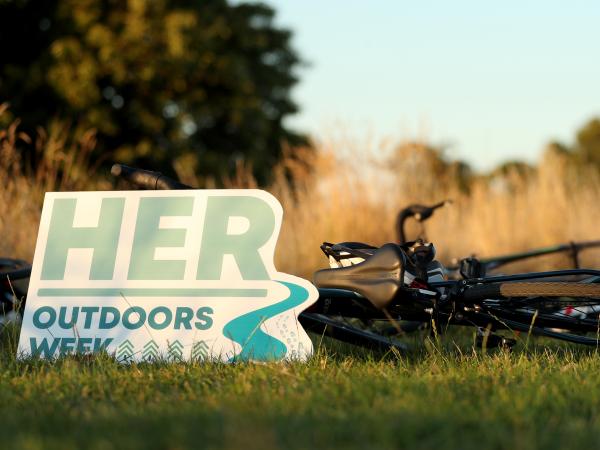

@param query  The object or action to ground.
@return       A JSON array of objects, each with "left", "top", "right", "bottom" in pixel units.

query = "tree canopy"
[{"left": 0, "top": 0, "right": 306, "bottom": 184}]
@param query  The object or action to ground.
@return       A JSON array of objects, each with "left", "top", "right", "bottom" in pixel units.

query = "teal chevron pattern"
[
  {"left": 116, "top": 339, "right": 134, "bottom": 361},
  {"left": 167, "top": 340, "right": 183, "bottom": 360},
  {"left": 142, "top": 340, "right": 159, "bottom": 361},
  {"left": 191, "top": 340, "right": 209, "bottom": 361}
]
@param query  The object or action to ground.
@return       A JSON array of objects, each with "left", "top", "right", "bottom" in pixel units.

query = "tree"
[
  {"left": 489, "top": 160, "right": 535, "bottom": 180},
  {"left": 574, "top": 118, "right": 600, "bottom": 168},
  {"left": 389, "top": 141, "right": 473, "bottom": 195},
  {"left": 0, "top": 0, "right": 306, "bottom": 184}
]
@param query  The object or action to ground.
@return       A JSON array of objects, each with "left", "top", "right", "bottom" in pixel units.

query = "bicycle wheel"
[
  {"left": 301, "top": 288, "right": 416, "bottom": 353},
  {"left": 299, "top": 313, "right": 411, "bottom": 353},
  {"left": 463, "top": 281, "right": 600, "bottom": 346}
]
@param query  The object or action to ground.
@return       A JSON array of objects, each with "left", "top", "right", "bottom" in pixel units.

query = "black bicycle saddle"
[{"left": 313, "top": 243, "right": 405, "bottom": 309}]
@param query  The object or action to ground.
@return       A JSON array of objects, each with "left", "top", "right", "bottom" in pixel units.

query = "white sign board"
[{"left": 18, "top": 190, "right": 318, "bottom": 362}]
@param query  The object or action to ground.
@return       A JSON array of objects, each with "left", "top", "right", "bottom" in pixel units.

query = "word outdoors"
[{"left": 18, "top": 190, "right": 318, "bottom": 362}]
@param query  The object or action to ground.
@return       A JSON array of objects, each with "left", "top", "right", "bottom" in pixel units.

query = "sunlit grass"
[{"left": 1, "top": 322, "right": 599, "bottom": 450}]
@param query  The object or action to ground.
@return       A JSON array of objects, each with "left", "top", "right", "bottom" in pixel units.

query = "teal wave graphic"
[{"left": 222, "top": 281, "right": 308, "bottom": 361}]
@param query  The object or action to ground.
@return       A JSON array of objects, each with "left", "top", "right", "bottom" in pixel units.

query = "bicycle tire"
[{"left": 463, "top": 281, "right": 600, "bottom": 346}]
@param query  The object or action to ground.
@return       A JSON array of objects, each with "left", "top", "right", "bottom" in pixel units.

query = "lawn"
[{"left": 1, "top": 324, "right": 599, "bottom": 450}]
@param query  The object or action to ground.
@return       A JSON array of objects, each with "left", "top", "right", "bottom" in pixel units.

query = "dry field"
[{"left": 2, "top": 104, "right": 600, "bottom": 278}]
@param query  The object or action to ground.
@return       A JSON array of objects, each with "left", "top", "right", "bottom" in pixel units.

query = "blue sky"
[{"left": 265, "top": 0, "right": 600, "bottom": 170}]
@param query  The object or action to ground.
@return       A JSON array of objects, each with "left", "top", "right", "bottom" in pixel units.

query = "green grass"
[{"left": 1, "top": 324, "right": 600, "bottom": 450}]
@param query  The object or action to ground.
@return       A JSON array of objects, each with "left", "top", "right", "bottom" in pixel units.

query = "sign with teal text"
[{"left": 18, "top": 190, "right": 318, "bottom": 362}]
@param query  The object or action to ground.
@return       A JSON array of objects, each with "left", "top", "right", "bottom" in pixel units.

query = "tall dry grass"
[
  {"left": 0, "top": 104, "right": 109, "bottom": 259},
  {"left": 275, "top": 140, "right": 600, "bottom": 277},
  {"left": 2, "top": 104, "right": 600, "bottom": 279}
]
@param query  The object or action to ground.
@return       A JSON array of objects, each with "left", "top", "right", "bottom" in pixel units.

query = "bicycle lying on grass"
[{"left": 3, "top": 164, "right": 600, "bottom": 354}]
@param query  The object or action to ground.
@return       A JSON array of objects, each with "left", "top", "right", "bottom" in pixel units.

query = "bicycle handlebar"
[
  {"left": 111, "top": 164, "right": 191, "bottom": 190},
  {"left": 396, "top": 200, "right": 451, "bottom": 244}
]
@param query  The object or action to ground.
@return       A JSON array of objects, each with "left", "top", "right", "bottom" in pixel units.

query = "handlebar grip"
[
  {"left": 430, "top": 199, "right": 452, "bottom": 211},
  {"left": 111, "top": 164, "right": 190, "bottom": 190}
]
